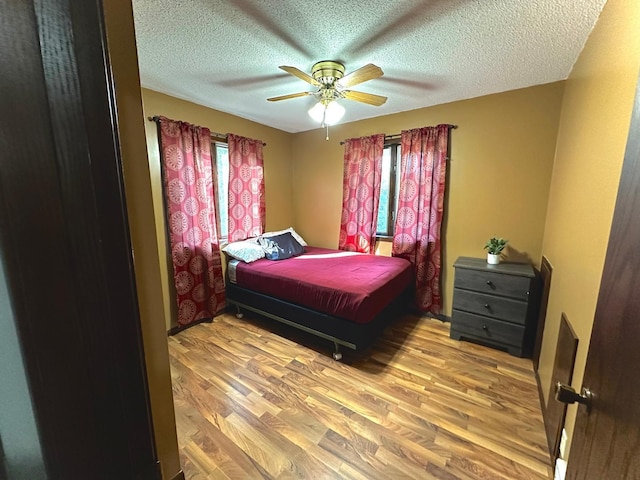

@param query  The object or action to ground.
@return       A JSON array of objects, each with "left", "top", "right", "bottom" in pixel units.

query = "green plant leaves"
[{"left": 483, "top": 236, "right": 508, "bottom": 254}]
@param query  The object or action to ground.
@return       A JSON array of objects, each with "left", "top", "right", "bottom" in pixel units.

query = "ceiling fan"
[{"left": 267, "top": 61, "right": 387, "bottom": 127}]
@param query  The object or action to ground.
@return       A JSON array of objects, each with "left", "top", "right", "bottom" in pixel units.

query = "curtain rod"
[
  {"left": 147, "top": 116, "right": 266, "bottom": 146},
  {"left": 339, "top": 124, "right": 458, "bottom": 145}
]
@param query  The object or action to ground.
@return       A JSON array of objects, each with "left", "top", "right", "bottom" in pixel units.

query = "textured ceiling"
[{"left": 132, "top": 0, "right": 607, "bottom": 133}]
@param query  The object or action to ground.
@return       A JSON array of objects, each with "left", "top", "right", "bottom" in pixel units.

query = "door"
[
  {"left": 566, "top": 68, "right": 640, "bottom": 478},
  {"left": 0, "top": 1, "right": 159, "bottom": 478}
]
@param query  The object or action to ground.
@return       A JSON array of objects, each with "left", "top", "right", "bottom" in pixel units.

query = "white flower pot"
[{"left": 487, "top": 253, "right": 500, "bottom": 265}]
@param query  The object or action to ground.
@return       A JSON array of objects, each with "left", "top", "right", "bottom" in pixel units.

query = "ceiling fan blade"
[
  {"left": 338, "top": 64, "right": 383, "bottom": 88},
  {"left": 279, "top": 66, "right": 321, "bottom": 86},
  {"left": 267, "top": 92, "right": 314, "bottom": 102},
  {"left": 343, "top": 90, "right": 387, "bottom": 106}
]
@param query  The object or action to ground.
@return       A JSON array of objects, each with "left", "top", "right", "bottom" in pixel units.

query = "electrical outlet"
[{"left": 559, "top": 428, "right": 568, "bottom": 459}]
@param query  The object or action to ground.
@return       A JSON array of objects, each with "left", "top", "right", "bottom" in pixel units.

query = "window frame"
[
  {"left": 376, "top": 141, "right": 401, "bottom": 240},
  {"left": 212, "top": 139, "right": 229, "bottom": 242}
]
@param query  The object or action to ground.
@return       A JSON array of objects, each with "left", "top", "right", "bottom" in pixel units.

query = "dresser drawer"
[
  {"left": 452, "top": 288, "right": 528, "bottom": 324},
  {"left": 454, "top": 268, "right": 531, "bottom": 300},
  {"left": 451, "top": 310, "right": 525, "bottom": 348}
]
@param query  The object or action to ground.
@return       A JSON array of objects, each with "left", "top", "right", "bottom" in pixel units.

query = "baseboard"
[
  {"left": 408, "top": 307, "right": 450, "bottom": 323},
  {"left": 170, "top": 470, "right": 185, "bottom": 480},
  {"left": 167, "top": 316, "right": 213, "bottom": 336},
  {"left": 427, "top": 312, "right": 450, "bottom": 322}
]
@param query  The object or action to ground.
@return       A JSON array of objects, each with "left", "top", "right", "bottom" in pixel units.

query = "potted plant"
[{"left": 484, "top": 236, "right": 508, "bottom": 265}]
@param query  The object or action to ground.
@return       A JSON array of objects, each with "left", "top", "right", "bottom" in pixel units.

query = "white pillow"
[
  {"left": 261, "top": 227, "right": 307, "bottom": 247},
  {"left": 222, "top": 240, "right": 265, "bottom": 263}
]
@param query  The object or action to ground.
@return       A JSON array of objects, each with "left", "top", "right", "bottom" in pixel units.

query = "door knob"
[{"left": 555, "top": 382, "right": 592, "bottom": 412}]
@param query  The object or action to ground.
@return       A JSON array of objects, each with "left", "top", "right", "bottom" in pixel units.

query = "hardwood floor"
[{"left": 168, "top": 312, "right": 552, "bottom": 479}]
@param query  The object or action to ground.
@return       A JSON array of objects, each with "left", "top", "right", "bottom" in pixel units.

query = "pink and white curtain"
[
  {"left": 338, "top": 134, "right": 385, "bottom": 253},
  {"left": 158, "top": 117, "right": 226, "bottom": 328},
  {"left": 227, "top": 134, "right": 265, "bottom": 242},
  {"left": 392, "top": 125, "right": 451, "bottom": 313}
]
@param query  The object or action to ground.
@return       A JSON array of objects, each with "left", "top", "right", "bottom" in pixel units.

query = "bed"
[{"left": 224, "top": 239, "right": 413, "bottom": 360}]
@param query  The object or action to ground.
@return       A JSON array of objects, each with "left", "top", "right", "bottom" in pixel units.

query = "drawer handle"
[
  {"left": 486, "top": 280, "right": 493, "bottom": 286},
  {"left": 484, "top": 303, "right": 490, "bottom": 309},
  {"left": 482, "top": 325, "right": 488, "bottom": 331}
]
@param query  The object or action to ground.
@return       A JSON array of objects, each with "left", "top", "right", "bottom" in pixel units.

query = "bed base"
[
  {"left": 230, "top": 301, "right": 347, "bottom": 360},
  {"left": 225, "top": 282, "right": 408, "bottom": 360}
]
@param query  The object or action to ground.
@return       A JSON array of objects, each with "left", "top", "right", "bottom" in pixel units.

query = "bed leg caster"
[
  {"left": 332, "top": 342, "right": 342, "bottom": 361},
  {"left": 235, "top": 305, "right": 244, "bottom": 319}
]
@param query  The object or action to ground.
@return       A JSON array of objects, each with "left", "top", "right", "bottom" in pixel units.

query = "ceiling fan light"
[
  {"left": 308, "top": 101, "right": 326, "bottom": 123},
  {"left": 324, "top": 101, "right": 345, "bottom": 125},
  {"left": 308, "top": 100, "right": 345, "bottom": 126}
]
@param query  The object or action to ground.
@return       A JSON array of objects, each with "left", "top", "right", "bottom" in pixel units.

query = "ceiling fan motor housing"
[{"left": 311, "top": 61, "right": 345, "bottom": 85}]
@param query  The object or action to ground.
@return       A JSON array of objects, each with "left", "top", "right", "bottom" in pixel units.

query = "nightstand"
[{"left": 450, "top": 256, "right": 538, "bottom": 357}]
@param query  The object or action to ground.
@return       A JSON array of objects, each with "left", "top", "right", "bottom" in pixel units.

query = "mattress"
[{"left": 231, "top": 246, "right": 413, "bottom": 324}]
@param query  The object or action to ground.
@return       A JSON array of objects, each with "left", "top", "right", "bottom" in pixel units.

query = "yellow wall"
[
  {"left": 102, "top": 2, "right": 181, "bottom": 479},
  {"left": 141, "top": 89, "right": 295, "bottom": 330},
  {"left": 537, "top": 0, "right": 640, "bottom": 461},
  {"left": 291, "top": 83, "right": 565, "bottom": 316}
]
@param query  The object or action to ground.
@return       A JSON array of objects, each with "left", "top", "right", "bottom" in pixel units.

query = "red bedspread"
[{"left": 233, "top": 247, "right": 413, "bottom": 324}]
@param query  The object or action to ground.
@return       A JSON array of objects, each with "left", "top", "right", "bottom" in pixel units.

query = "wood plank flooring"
[{"left": 168, "top": 312, "right": 552, "bottom": 480}]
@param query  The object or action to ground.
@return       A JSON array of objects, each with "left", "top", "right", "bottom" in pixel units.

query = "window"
[
  {"left": 213, "top": 142, "right": 229, "bottom": 239},
  {"left": 376, "top": 142, "right": 401, "bottom": 237}
]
